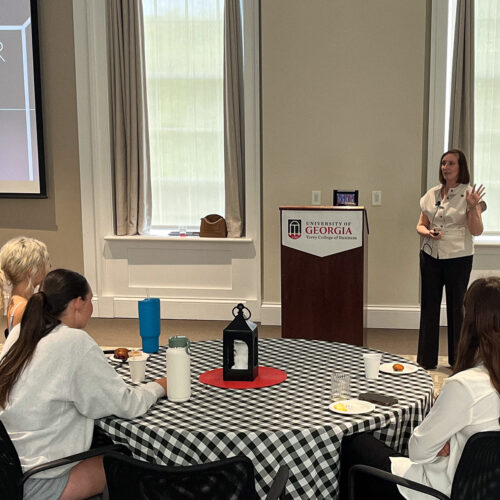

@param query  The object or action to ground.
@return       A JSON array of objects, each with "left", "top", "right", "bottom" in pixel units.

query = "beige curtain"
[
  {"left": 224, "top": 0, "right": 245, "bottom": 237},
  {"left": 449, "top": 0, "right": 475, "bottom": 174},
  {"left": 108, "top": 0, "right": 151, "bottom": 235}
]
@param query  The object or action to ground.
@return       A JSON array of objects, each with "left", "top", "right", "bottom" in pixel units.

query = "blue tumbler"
[{"left": 138, "top": 298, "right": 161, "bottom": 353}]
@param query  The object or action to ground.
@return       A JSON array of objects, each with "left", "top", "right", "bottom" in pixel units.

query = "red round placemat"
[{"left": 198, "top": 366, "right": 287, "bottom": 389}]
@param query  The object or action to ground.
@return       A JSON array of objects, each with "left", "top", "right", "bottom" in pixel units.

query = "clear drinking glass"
[{"left": 331, "top": 371, "right": 350, "bottom": 402}]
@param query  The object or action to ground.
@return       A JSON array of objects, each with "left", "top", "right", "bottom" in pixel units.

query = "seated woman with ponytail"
[{"left": 0, "top": 269, "right": 167, "bottom": 500}]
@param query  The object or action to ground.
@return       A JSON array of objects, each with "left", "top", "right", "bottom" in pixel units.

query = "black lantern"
[{"left": 223, "top": 304, "right": 258, "bottom": 381}]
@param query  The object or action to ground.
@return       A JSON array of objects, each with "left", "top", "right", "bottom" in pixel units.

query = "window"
[
  {"left": 443, "top": 0, "right": 500, "bottom": 234},
  {"left": 143, "top": 0, "right": 225, "bottom": 232},
  {"left": 474, "top": 0, "right": 500, "bottom": 233}
]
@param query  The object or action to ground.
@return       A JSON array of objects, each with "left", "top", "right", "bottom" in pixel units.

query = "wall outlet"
[
  {"left": 372, "top": 190, "right": 382, "bottom": 206},
  {"left": 312, "top": 190, "right": 321, "bottom": 205}
]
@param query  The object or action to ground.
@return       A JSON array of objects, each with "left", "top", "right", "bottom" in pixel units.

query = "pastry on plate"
[{"left": 113, "top": 347, "right": 130, "bottom": 360}]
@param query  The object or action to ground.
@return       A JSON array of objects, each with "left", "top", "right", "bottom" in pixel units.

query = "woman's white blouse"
[
  {"left": 420, "top": 184, "right": 473, "bottom": 259},
  {"left": 390, "top": 365, "right": 500, "bottom": 499}
]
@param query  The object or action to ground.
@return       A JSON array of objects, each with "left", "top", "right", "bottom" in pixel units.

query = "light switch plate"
[
  {"left": 312, "top": 190, "right": 321, "bottom": 205},
  {"left": 372, "top": 190, "right": 382, "bottom": 206}
]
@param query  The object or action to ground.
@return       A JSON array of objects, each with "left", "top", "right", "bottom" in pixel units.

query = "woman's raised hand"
[{"left": 466, "top": 184, "right": 485, "bottom": 209}]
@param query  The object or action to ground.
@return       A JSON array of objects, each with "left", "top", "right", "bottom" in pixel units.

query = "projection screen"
[{"left": 0, "top": 0, "right": 46, "bottom": 197}]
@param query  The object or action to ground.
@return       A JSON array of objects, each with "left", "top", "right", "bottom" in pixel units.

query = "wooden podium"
[{"left": 280, "top": 206, "right": 368, "bottom": 345}]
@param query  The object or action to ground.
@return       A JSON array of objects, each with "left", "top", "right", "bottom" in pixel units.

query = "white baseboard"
[
  {"left": 260, "top": 302, "right": 281, "bottom": 325},
  {"left": 260, "top": 302, "right": 449, "bottom": 329},
  {"left": 92, "top": 297, "right": 449, "bottom": 329},
  {"left": 367, "top": 305, "right": 421, "bottom": 329}
]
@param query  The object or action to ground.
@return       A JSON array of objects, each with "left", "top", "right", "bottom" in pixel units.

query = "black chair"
[
  {"left": 348, "top": 431, "right": 500, "bottom": 500},
  {"left": 103, "top": 451, "right": 289, "bottom": 500},
  {"left": 0, "top": 419, "right": 127, "bottom": 500}
]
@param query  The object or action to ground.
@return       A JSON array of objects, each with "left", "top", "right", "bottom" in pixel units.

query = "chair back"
[
  {"left": 104, "top": 452, "right": 258, "bottom": 500},
  {"left": 0, "top": 420, "right": 23, "bottom": 500},
  {"left": 451, "top": 430, "right": 500, "bottom": 500}
]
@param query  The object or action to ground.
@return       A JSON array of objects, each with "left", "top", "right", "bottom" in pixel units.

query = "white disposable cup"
[
  {"left": 128, "top": 354, "right": 148, "bottom": 383},
  {"left": 331, "top": 371, "right": 350, "bottom": 402},
  {"left": 363, "top": 353, "right": 382, "bottom": 379}
]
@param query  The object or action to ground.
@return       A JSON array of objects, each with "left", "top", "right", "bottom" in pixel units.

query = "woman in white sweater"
[
  {"left": 339, "top": 276, "right": 500, "bottom": 500},
  {"left": 0, "top": 269, "right": 167, "bottom": 500}
]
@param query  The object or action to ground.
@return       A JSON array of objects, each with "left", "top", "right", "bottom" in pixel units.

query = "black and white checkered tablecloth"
[{"left": 97, "top": 338, "right": 433, "bottom": 499}]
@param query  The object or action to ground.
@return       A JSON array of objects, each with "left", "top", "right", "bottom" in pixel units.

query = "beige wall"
[
  {"left": 0, "top": 0, "right": 432, "bottom": 312},
  {"left": 0, "top": 0, "right": 84, "bottom": 273},
  {"left": 261, "top": 0, "right": 430, "bottom": 306}
]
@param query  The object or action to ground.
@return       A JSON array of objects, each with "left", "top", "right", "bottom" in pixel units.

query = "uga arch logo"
[{"left": 288, "top": 219, "right": 301, "bottom": 239}]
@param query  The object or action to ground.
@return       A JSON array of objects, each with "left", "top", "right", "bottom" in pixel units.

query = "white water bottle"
[{"left": 166, "top": 336, "right": 191, "bottom": 402}]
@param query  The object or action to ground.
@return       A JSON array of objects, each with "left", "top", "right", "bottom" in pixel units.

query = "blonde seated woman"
[
  {"left": 0, "top": 237, "right": 50, "bottom": 336},
  {"left": 0, "top": 269, "right": 167, "bottom": 500}
]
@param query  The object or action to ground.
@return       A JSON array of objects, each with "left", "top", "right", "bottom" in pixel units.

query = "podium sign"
[
  {"left": 281, "top": 210, "right": 363, "bottom": 257},
  {"left": 280, "top": 206, "right": 368, "bottom": 345}
]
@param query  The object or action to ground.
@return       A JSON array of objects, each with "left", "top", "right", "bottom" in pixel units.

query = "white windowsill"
[
  {"left": 474, "top": 235, "right": 500, "bottom": 246},
  {"left": 104, "top": 235, "right": 253, "bottom": 243}
]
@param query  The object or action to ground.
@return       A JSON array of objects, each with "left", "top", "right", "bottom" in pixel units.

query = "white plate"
[
  {"left": 380, "top": 362, "right": 419, "bottom": 375},
  {"left": 329, "top": 399, "right": 375, "bottom": 415},
  {"left": 106, "top": 353, "right": 126, "bottom": 363},
  {"left": 105, "top": 350, "right": 145, "bottom": 363}
]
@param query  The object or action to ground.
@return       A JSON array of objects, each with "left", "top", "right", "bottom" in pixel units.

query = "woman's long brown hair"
[
  {"left": 453, "top": 277, "right": 500, "bottom": 396},
  {"left": 0, "top": 269, "right": 89, "bottom": 408}
]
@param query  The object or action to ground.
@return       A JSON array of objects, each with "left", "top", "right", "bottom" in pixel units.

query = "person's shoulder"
[
  {"left": 422, "top": 184, "right": 441, "bottom": 197},
  {"left": 47, "top": 324, "right": 98, "bottom": 350},
  {"left": 420, "top": 184, "right": 441, "bottom": 205},
  {"left": 445, "top": 366, "right": 493, "bottom": 395},
  {"left": 8, "top": 295, "right": 27, "bottom": 324},
  {"left": 11, "top": 302, "right": 27, "bottom": 325},
  {"left": 447, "top": 365, "right": 485, "bottom": 380}
]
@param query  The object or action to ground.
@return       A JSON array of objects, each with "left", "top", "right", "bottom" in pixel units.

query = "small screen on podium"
[{"left": 333, "top": 190, "right": 358, "bottom": 206}]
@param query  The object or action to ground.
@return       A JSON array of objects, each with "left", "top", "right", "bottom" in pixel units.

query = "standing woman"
[
  {"left": 0, "top": 237, "right": 50, "bottom": 336},
  {"left": 0, "top": 269, "right": 166, "bottom": 500},
  {"left": 416, "top": 149, "right": 485, "bottom": 369}
]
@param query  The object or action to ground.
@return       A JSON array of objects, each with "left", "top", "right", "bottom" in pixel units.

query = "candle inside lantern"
[{"left": 231, "top": 340, "right": 248, "bottom": 369}]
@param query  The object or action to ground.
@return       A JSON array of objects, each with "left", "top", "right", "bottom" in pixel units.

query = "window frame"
[
  {"left": 427, "top": 0, "right": 500, "bottom": 245},
  {"left": 73, "top": 0, "right": 262, "bottom": 320}
]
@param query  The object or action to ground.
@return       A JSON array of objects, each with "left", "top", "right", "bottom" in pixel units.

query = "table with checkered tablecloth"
[{"left": 97, "top": 338, "right": 433, "bottom": 499}]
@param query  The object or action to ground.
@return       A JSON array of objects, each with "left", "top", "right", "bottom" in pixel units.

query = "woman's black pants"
[
  {"left": 417, "top": 250, "right": 472, "bottom": 369},
  {"left": 339, "top": 433, "right": 404, "bottom": 499}
]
